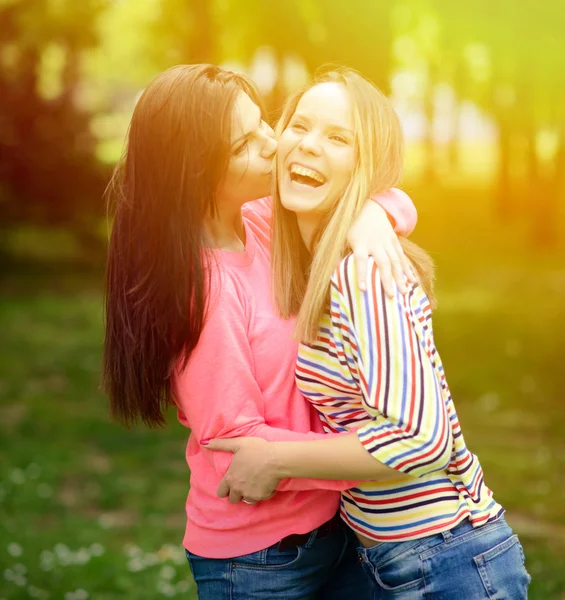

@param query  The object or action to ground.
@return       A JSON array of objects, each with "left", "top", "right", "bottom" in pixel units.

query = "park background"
[{"left": 1, "top": 0, "right": 564, "bottom": 598}]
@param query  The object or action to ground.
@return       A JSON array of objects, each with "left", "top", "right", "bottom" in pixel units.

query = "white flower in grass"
[
  {"left": 89, "top": 543, "right": 104, "bottom": 557},
  {"left": 54, "top": 543, "right": 70, "bottom": 555},
  {"left": 13, "top": 574, "right": 27, "bottom": 587},
  {"left": 40, "top": 550, "right": 53, "bottom": 561},
  {"left": 127, "top": 557, "right": 145, "bottom": 572},
  {"left": 160, "top": 565, "right": 176, "bottom": 581},
  {"left": 60, "top": 554, "right": 73, "bottom": 566},
  {"left": 13, "top": 563, "right": 26, "bottom": 575},
  {"left": 166, "top": 546, "right": 186, "bottom": 566},
  {"left": 176, "top": 580, "right": 192, "bottom": 593},
  {"left": 7, "top": 543, "right": 23, "bottom": 557},
  {"left": 97, "top": 514, "right": 115, "bottom": 529},
  {"left": 37, "top": 484, "right": 53, "bottom": 499},
  {"left": 158, "top": 544, "right": 185, "bottom": 565},
  {"left": 10, "top": 469, "right": 25, "bottom": 485},
  {"left": 156, "top": 581, "right": 176, "bottom": 597},
  {"left": 3, "top": 568, "right": 15, "bottom": 581},
  {"left": 144, "top": 552, "right": 159, "bottom": 566},
  {"left": 74, "top": 589, "right": 89, "bottom": 600},
  {"left": 124, "top": 543, "right": 142, "bottom": 558},
  {"left": 40, "top": 550, "right": 55, "bottom": 572},
  {"left": 74, "top": 548, "right": 91, "bottom": 564}
]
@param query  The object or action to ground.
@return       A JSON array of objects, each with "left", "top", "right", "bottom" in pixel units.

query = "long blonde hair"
[{"left": 271, "top": 67, "right": 435, "bottom": 342}]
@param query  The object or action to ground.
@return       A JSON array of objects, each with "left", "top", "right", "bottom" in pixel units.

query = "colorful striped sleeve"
[{"left": 333, "top": 255, "right": 453, "bottom": 479}]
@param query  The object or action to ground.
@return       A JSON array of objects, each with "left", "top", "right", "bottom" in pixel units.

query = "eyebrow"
[{"left": 231, "top": 108, "right": 262, "bottom": 149}]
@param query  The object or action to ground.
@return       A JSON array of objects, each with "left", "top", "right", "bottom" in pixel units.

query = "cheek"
[
  {"left": 276, "top": 132, "right": 295, "bottom": 164},
  {"left": 227, "top": 155, "right": 254, "bottom": 186},
  {"left": 230, "top": 154, "right": 269, "bottom": 196},
  {"left": 335, "top": 150, "right": 356, "bottom": 182}
]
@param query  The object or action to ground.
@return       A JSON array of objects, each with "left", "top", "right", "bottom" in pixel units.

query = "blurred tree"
[
  {"left": 0, "top": 0, "right": 110, "bottom": 257},
  {"left": 398, "top": 0, "right": 564, "bottom": 246},
  {"left": 452, "top": 0, "right": 565, "bottom": 246},
  {"left": 218, "top": 0, "right": 395, "bottom": 116}
]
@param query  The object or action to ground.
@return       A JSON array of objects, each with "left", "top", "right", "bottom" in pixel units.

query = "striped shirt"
[{"left": 296, "top": 255, "right": 504, "bottom": 542}]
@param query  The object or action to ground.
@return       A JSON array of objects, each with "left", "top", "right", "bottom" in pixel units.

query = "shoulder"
[
  {"left": 333, "top": 254, "right": 429, "bottom": 319},
  {"left": 242, "top": 196, "right": 273, "bottom": 224},
  {"left": 331, "top": 254, "right": 382, "bottom": 300},
  {"left": 203, "top": 256, "right": 248, "bottom": 320}
]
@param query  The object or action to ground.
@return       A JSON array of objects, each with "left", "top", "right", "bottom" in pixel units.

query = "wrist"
[
  {"left": 269, "top": 442, "right": 291, "bottom": 479},
  {"left": 368, "top": 195, "right": 396, "bottom": 227}
]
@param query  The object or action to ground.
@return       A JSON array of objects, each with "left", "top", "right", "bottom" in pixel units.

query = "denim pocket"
[
  {"left": 362, "top": 546, "right": 424, "bottom": 594},
  {"left": 231, "top": 544, "right": 304, "bottom": 571},
  {"left": 473, "top": 534, "right": 531, "bottom": 599}
]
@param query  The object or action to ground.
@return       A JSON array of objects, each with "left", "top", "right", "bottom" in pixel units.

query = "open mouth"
[{"left": 289, "top": 164, "right": 326, "bottom": 188}]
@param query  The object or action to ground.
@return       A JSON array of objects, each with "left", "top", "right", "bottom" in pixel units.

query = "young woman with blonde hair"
[
  {"left": 206, "top": 68, "right": 531, "bottom": 599},
  {"left": 103, "top": 64, "right": 420, "bottom": 599}
]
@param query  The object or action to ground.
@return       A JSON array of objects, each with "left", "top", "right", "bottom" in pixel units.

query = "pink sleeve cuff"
[{"left": 372, "top": 188, "right": 417, "bottom": 237}]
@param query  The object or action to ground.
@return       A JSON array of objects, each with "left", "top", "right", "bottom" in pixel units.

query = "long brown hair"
[
  {"left": 103, "top": 64, "right": 264, "bottom": 427},
  {"left": 271, "top": 68, "right": 435, "bottom": 342}
]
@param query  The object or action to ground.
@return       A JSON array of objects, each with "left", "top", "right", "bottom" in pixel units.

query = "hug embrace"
[{"left": 103, "top": 64, "right": 531, "bottom": 599}]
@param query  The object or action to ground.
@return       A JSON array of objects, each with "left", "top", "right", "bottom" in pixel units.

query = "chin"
[{"left": 279, "top": 189, "right": 312, "bottom": 210}]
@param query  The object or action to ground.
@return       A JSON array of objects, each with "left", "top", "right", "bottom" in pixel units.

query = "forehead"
[
  {"left": 294, "top": 82, "right": 352, "bottom": 125},
  {"left": 231, "top": 91, "right": 260, "bottom": 136}
]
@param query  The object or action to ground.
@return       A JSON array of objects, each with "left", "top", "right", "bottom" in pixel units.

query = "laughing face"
[{"left": 277, "top": 82, "right": 357, "bottom": 221}]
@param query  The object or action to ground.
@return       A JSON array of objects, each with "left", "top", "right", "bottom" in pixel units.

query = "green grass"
[
  {"left": 0, "top": 293, "right": 196, "bottom": 599},
  {"left": 1, "top": 184, "right": 564, "bottom": 599}
]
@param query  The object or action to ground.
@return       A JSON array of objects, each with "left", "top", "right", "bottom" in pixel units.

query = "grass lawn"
[{"left": 1, "top": 185, "right": 564, "bottom": 599}]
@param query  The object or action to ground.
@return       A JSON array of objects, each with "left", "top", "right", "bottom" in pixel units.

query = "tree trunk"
[
  {"left": 494, "top": 115, "right": 514, "bottom": 220},
  {"left": 448, "top": 101, "right": 461, "bottom": 174},
  {"left": 531, "top": 135, "right": 563, "bottom": 248},
  {"left": 422, "top": 65, "right": 437, "bottom": 185},
  {"left": 186, "top": 0, "right": 215, "bottom": 63}
]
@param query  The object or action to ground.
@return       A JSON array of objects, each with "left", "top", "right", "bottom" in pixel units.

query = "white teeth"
[{"left": 289, "top": 164, "right": 325, "bottom": 184}]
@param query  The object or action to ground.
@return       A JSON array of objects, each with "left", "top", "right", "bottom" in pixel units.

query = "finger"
[
  {"left": 352, "top": 247, "right": 368, "bottom": 291},
  {"left": 394, "top": 238, "right": 417, "bottom": 284},
  {"left": 372, "top": 250, "right": 393, "bottom": 297},
  {"left": 203, "top": 438, "right": 238, "bottom": 452},
  {"left": 390, "top": 257, "right": 407, "bottom": 295},
  {"left": 228, "top": 488, "right": 243, "bottom": 504},
  {"left": 217, "top": 479, "right": 230, "bottom": 498},
  {"left": 387, "top": 245, "right": 408, "bottom": 295}
]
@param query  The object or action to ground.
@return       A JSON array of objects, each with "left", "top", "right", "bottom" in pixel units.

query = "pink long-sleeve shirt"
[{"left": 175, "top": 191, "right": 416, "bottom": 558}]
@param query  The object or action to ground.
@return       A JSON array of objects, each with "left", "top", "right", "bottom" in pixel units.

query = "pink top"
[{"left": 175, "top": 191, "right": 417, "bottom": 558}]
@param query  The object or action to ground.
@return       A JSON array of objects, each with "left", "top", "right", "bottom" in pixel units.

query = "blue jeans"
[
  {"left": 185, "top": 524, "right": 372, "bottom": 599},
  {"left": 357, "top": 516, "right": 531, "bottom": 599}
]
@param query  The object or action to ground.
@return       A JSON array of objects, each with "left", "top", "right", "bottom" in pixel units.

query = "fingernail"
[
  {"left": 359, "top": 283, "right": 366, "bottom": 291},
  {"left": 201, "top": 439, "right": 210, "bottom": 446}
]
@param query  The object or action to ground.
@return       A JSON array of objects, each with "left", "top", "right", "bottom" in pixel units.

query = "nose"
[
  {"left": 260, "top": 124, "right": 277, "bottom": 159},
  {"left": 297, "top": 131, "right": 322, "bottom": 156}
]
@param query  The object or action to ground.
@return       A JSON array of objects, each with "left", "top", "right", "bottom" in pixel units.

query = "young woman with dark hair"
[{"left": 103, "top": 64, "right": 418, "bottom": 599}]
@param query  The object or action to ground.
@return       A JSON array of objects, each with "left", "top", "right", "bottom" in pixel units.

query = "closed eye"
[
  {"left": 233, "top": 139, "right": 249, "bottom": 154},
  {"left": 290, "top": 121, "right": 307, "bottom": 132},
  {"left": 330, "top": 134, "right": 348, "bottom": 144}
]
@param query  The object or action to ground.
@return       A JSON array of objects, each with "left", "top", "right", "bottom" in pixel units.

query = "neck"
[
  {"left": 204, "top": 205, "right": 246, "bottom": 251},
  {"left": 295, "top": 214, "right": 320, "bottom": 252}
]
